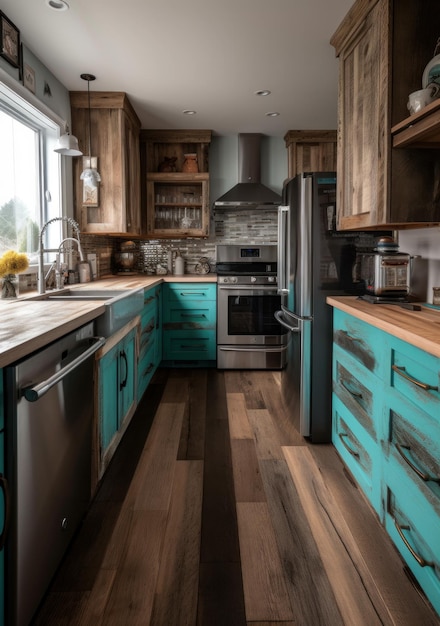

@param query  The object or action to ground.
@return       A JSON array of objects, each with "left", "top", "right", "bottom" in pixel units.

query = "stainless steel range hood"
[{"left": 214, "top": 133, "right": 282, "bottom": 208}]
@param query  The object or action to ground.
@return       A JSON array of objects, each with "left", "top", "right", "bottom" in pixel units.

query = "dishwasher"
[{"left": 3, "top": 322, "right": 105, "bottom": 626}]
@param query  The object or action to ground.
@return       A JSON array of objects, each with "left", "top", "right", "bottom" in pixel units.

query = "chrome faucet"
[{"left": 38, "top": 217, "right": 84, "bottom": 294}]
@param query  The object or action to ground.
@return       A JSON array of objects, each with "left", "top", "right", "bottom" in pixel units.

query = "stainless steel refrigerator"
[{"left": 275, "top": 173, "right": 387, "bottom": 442}]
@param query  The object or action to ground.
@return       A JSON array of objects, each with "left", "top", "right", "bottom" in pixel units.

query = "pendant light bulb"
[{"left": 80, "top": 73, "right": 100, "bottom": 181}]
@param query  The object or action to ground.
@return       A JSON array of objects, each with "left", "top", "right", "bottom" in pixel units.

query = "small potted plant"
[{"left": 0, "top": 250, "right": 29, "bottom": 298}]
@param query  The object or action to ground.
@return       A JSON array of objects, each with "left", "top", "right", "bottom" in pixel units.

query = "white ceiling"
[{"left": 1, "top": 0, "right": 354, "bottom": 137}]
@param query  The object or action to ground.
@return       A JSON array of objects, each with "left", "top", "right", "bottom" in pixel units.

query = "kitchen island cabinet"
[
  {"left": 331, "top": 0, "right": 440, "bottom": 230},
  {"left": 95, "top": 317, "right": 139, "bottom": 483},
  {"left": 328, "top": 297, "right": 440, "bottom": 616}
]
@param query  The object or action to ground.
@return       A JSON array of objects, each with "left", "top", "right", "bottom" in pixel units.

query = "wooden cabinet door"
[
  {"left": 284, "top": 130, "right": 337, "bottom": 178},
  {"left": 99, "top": 344, "right": 119, "bottom": 452},
  {"left": 118, "top": 328, "right": 137, "bottom": 428},
  {"left": 332, "top": 0, "right": 390, "bottom": 230},
  {"left": 70, "top": 92, "right": 141, "bottom": 235}
]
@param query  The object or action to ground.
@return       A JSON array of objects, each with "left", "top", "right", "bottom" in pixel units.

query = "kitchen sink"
[{"left": 28, "top": 287, "right": 145, "bottom": 336}]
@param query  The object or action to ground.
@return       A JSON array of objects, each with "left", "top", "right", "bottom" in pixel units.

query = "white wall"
[{"left": 398, "top": 226, "right": 440, "bottom": 303}]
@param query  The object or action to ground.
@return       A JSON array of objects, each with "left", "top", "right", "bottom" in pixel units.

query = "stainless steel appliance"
[
  {"left": 216, "top": 244, "right": 288, "bottom": 369},
  {"left": 275, "top": 173, "right": 390, "bottom": 442},
  {"left": 359, "top": 237, "right": 411, "bottom": 299},
  {"left": 4, "top": 324, "right": 105, "bottom": 626}
]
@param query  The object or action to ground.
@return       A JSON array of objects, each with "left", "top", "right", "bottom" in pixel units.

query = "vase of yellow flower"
[{"left": 0, "top": 250, "right": 29, "bottom": 299}]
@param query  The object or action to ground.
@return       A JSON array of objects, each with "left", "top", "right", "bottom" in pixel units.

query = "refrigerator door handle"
[
  {"left": 274, "top": 309, "right": 300, "bottom": 332},
  {"left": 281, "top": 304, "right": 313, "bottom": 322},
  {"left": 277, "top": 205, "right": 289, "bottom": 294}
]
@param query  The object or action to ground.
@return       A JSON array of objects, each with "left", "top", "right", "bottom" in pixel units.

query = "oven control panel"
[{"left": 218, "top": 275, "right": 277, "bottom": 285}]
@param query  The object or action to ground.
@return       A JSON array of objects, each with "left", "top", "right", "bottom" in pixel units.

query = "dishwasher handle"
[{"left": 23, "top": 336, "right": 106, "bottom": 402}]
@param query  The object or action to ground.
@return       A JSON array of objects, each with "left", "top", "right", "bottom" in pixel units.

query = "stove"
[{"left": 216, "top": 244, "right": 288, "bottom": 370}]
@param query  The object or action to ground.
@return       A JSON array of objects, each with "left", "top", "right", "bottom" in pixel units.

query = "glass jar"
[
  {"left": 182, "top": 153, "right": 198, "bottom": 173},
  {"left": 1, "top": 273, "right": 19, "bottom": 299}
]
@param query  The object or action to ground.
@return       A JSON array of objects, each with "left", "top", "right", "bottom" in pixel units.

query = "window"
[{"left": 0, "top": 80, "right": 63, "bottom": 265}]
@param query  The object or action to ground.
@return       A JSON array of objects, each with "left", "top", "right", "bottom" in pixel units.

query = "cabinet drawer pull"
[
  {"left": 340, "top": 378, "right": 363, "bottom": 398},
  {"left": 180, "top": 313, "right": 206, "bottom": 319},
  {"left": 391, "top": 365, "right": 438, "bottom": 391},
  {"left": 393, "top": 519, "right": 434, "bottom": 568},
  {"left": 179, "top": 291, "right": 205, "bottom": 296},
  {"left": 120, "top": 349, "right": 128, "bottom": 390},
  {"left": 338, "top": 432, "right": 360, "bottom": 458},
  {"left": 395, "top": 443, "right": 440, "bottom": 483}
]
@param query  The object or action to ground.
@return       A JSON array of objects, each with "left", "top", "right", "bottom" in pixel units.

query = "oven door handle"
[
  {"left": 218, "top": 346, "right": 286, "bottom": 353},
  {"left": 218, "top": 285, "right": 278, "bottom": 294},
  {"left": 22, "top": 336, "right": 106, "bottom": 402},
  {"left": 274, "top": 310, "right": 300, "bottom": 333}
]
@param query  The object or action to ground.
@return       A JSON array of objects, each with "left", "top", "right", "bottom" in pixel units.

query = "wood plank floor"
[{"left": 33, "top": 368, "right": 440, "bottom": 626}]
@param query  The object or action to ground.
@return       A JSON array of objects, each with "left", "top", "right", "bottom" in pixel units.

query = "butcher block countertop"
[
  {"left": 0, "top": 274, "right": 217, "bottom": 368},
  {"left": 327, "top": 296, "right": 440, "bottom": 358}
]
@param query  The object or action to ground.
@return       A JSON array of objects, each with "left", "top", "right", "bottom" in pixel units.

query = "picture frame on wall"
[
  {"left": 23, "top": 63, "right": 35, "bottom": 94},
  {"left": 0, "top": 11, "right": 20, "bottom": 68}
]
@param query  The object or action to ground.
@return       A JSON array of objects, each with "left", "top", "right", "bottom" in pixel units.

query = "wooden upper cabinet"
[
  {"left": 70, "top": 92, "right": 141, "bottom": 236},
  {"left": 140, "top": 130, "right": 212, "bottom": 239},
  {"left": 331, "top": 0, "right": 440, "bottom": 230},
  {"left": 284, "top": 130, "right": 337, "bottom": 178}
]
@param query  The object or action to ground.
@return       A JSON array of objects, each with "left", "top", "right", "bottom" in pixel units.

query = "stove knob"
[
  {"left": 231, "top": 277, "right": 238, "bottom": 284},
  {"left": 250, "top": 276, "right": 257, "bottom": 283},
  {"left": 267, "top": 276, "right": 275, "bottom": 283}
]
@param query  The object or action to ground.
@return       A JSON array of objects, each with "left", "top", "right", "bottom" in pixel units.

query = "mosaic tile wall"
[{"left": 79, "top": 208, "right": 278, "bottom": 278}]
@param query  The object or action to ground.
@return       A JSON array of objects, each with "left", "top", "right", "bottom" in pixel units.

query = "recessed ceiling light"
[
  {"left": 266, "top": 111, "right": 280, "bottom": 117},
  {"left": 183, "top": 110, "right": 197, "bottom": 115},
  {"left": 255, "top": 90, "right": 271, "bottom": 96},
  {"left": 46, "top": 0, "right": 69, "bottom": 10}
]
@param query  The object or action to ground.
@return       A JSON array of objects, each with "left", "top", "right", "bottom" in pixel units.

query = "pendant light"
[
  {"left": 80, "top": 73, "right": 101, "bottom": 184},
  {"left": 54, "top": 124, "right": 82, "bottom": 156}
]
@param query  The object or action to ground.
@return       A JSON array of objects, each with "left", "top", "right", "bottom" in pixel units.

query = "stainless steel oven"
[{"left": 216, "top": 244, "right": 288, "bottom": 369}]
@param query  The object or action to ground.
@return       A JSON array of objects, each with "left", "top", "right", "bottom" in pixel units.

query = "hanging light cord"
[{"left": 80, "top": 73, "right": 96, "bottom": 161}]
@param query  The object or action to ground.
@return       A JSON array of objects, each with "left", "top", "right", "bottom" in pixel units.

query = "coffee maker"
[
  {"left": 113, "top": 240, "right": 137, "bottom": 274},
  {"left": 358, "top": 237, "right": 411, "bottom": 301}
]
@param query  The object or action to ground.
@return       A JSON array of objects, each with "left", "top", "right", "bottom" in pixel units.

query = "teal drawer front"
[
  {"left": 333, "top": 309, "right": 385, "bottom": 377},
  {"left": 388, "top": 336, "right": 440, "bottom": 420},
  {"left": 385, "top": 400, "right": 440, "bottom": 507},
  {"left": 139, "top": 308, "right": 156, "bottom": 361},
  {"left": 332, "top": 395, "right": 381, "bottom": 514},
  {"left": 385, "top": 472, "right": 440, "bottom": 616},
  {"left": 163, "top": 300, "right": 216, "bottom": 329},
  {"left": 163, "top": 330, "right": 216, "bottom": 361},
  {"left": 138, "top": 345, "right": 156, "bottom": 401},
  {"left": 165, "top": 282, "right": 216, "bottom": 303},
  {"left": 333, "top": 345, "right": 381, "bottom": 442}
]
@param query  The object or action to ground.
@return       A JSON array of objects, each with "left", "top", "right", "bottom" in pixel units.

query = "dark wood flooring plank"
[
  {"left": 125, "top": 401, "right": 185, "bottom": 511},
  {"left": 150, "top": 460, "right": 204, "bottom": 626},
  {"left": 224, "top": 371, "right": 266, "bottom": 408},
  {"left": 32, "top": 591, "right": 89, "bottom": 625},
  {"left": 102, "top": 510, "right": 167, "bottom": 625},
  {"left": 283, "top": 446, "right": 395, "bottom": 626},
  {"left": 177, "top": 369, "right": 207, "bottom": 460},
  {"left": 236, "top": 501, "right": 294, "bottom": 622},
  {"left": 258, "top": 458, "right": 344, "bottom": 626},
  {"left": 197, "top": 562, "right": 246, "bottom": 626},
  {"left": 246, "top": 408, "right": 285, "bottom": 460},
  {"left": 227, "top": 392, "right": 254, "bottom": 439},
  {"left": 230, "top": 438, "right": 266, "bottom": 502}
]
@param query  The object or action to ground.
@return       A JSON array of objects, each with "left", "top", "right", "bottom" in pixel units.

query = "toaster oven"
[{"left": 359, "top": 251, "right": 411, "bottom": 297}]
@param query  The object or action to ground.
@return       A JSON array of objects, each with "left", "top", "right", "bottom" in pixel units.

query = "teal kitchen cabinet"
[
  {"left": 162, "top": 282, "right": 216, "bottom": 366},
  {"left": 331, "top": 306, "right": 440, "bottom": 617},
  {"left": 137, "top": 284, "right": 162, "bottom": 402},
  {"left": 95, "top": 317, "right": 139, "bottom": 479},
  {"left": 332, "top": 309, "right": 386, "bottom": 515},
  {"left": 382, "top": 335, "right": 440, "bottom": 616}
]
